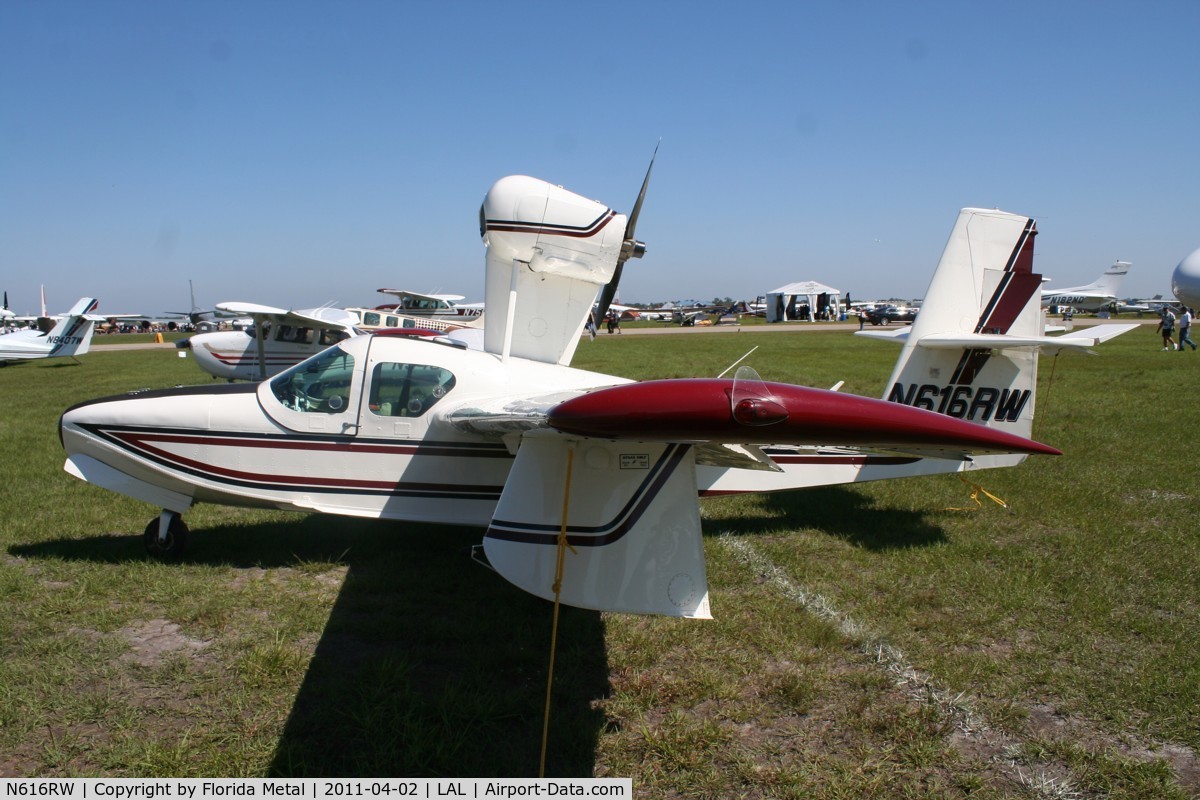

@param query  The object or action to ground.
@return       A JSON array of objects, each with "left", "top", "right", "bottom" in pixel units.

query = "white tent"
[{"left": 766, "top": 281, "right": 842, "bottom": 322}]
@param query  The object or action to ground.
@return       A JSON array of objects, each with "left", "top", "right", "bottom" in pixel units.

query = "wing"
[
  {"left": 447, "top": 373, "right": 1057, "bottom": 618},
  {"left": 376, "top": 289, "right": 466, "bottom": 304},
  {"left": 215, "top": 302, "right": 359, "bottom": 333}
]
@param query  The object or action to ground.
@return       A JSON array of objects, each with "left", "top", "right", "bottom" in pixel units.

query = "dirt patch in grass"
[{"left": 117, "top": 619, "right": 212, "bottom": 667}]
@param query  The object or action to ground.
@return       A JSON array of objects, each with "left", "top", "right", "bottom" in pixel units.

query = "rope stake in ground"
[
  {"left": 540, "top": 442, "right": 577, "bottom": 778},
  {"left": 944, "top": 473, "right": 1008, "bottom": 511}
]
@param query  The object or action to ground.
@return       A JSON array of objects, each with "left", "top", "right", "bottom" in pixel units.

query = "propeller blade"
[
  {"left": 594, "top": 263, "right": 624, "bottom": 327},
  {"left": 594, "top": 142, "right": 659, "bottom": 328},
  {"left": 624, "top": 139, "right": 659, "bottom": 244}
]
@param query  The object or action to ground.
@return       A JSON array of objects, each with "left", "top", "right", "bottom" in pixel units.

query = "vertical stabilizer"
[
  {"left": 884, "top": 210, "right": 1042, "bottom": 453},
  {"left": 46, "top": 297, "right": 99, "bottom": 357},
  {"left": 1085, "top": 260, "right": 1131, "bottom": 294}
]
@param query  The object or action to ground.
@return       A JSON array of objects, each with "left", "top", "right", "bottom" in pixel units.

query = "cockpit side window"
[
  {"left": 367, "top": 363, "right": 456, "bottom": 418},
  {"left": 318, "top": 328, "right": 347, "bottom": 347},
  {"left": 275, "top": 325, "right": 313, "bottom": 344},
  {"left": 270, "top": 347, "right": 356, "bottom": 413}
]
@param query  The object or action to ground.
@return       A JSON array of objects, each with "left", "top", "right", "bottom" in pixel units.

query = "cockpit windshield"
[{"left": 270, "top": 346, "right": 356, "bottom": 413}]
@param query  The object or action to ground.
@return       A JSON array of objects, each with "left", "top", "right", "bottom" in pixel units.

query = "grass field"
[{"left": 1, "top": 327, "right": 1197, "bottom": 797}]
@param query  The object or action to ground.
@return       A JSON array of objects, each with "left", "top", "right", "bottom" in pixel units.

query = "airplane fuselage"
[
  {"left": 1173, "top": 247, "right": 1200, "bottom": 309},
  {"left": 63, "top": 334, "right": 623, "bottom": 524},
  {"left": 62, "top": 332, "right": 1003, "bottom": 526},
  {"left": 1040, "top": 292, "right": 1115, "bottom": 311}
]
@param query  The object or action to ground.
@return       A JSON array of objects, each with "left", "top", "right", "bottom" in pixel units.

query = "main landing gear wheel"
[{"left": 144, "top": 512, "right": 189, "bottom": 560}]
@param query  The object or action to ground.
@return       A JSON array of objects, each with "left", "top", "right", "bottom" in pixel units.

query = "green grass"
[{"left": 1, "top": 329, "right": 1197, "bottom": 796}]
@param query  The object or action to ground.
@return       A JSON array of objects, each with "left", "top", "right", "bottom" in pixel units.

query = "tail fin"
[
  {"left": 1082, "top": 260, "right": 1131, "bottom": 294},
  {"left": 45, "top": 297, "right": 99, "bottom": 357},
  {"left": 883, "top": 210, "right": 1043, "bottom": 462}
]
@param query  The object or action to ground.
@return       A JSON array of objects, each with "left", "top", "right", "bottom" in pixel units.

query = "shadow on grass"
[
  {"left": 705, "top": 485, "right": 949, "bottom": 551},
  {"left": 11, "top": 517, "right": 609, "bottom": 777}
]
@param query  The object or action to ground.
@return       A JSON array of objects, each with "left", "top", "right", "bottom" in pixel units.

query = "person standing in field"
[
  {"left": 1178, "top": 307, "right": 1197, "bottom": 351},
  {"left": 1157, "top": 307, "right": 1177, "bottom": 351}
]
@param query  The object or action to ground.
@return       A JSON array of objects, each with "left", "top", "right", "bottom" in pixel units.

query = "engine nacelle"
[{"left": 480, "top": 176, "right": 627, "bottom": 365}]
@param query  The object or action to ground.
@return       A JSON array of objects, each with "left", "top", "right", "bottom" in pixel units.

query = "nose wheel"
[{"left": 144, "top": 511, "right": 189, "bottom": 559}]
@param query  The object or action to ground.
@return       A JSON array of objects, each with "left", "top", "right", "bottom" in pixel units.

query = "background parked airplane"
[
  {"left": 1041, "top": 260, "right": 1131, "bottom": 312},
  {"left": 164, "top": 280, "right": 226, "bottom": 331},
  {"left": 0, "top": 297, "right": 99, "bottom": 364},
  {"left": 1172, "top": 247, "right": 1200, "bottom": 309},
  {"left": 183, "top": 303, "right": 361, "bottom": 381},
  {"left": 346, "top": 288, "right": 484, "bottom": 334}
]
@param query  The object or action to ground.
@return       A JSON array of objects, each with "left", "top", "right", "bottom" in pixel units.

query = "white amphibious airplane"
[
  {"left": 1, "top": 297, "right": 99, "bottom": 365},
  {"left": 61, "top": 172, "right": 1130, "bottom": 619},
  {"left": 1172, "top": 247, "right": 1200, "bottom": 309},
  {"left": 1040, "top": 260, "right": 1131, "bottom": 312},
  {"left": 184, "top": 303, "right": 362, "bottom": 382}
]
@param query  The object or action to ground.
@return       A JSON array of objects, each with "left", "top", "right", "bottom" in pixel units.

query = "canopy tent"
[{"left": 765, "top": 281, "right": 843, "bottom": 322}]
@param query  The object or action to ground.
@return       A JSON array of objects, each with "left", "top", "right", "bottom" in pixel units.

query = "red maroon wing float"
[
  {"left": 548, "top": 376, "right": 1061, "bottom": 456},
  {"left": 60, "top": 167, "right": 1134, "bottom": 618}
]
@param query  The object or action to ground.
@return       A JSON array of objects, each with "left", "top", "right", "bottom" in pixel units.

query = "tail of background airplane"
[
  {"left": 1079, "top": 260, "right": 1131, "bottom": 294},
  {"left": 45, "top": 297, "right": 99, "bottom": 357}
]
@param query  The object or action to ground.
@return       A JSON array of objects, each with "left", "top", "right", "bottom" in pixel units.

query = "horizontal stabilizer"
[
  {"left": 854, "top": 327, "right": 910, "bottom": 343},
  {"left": 916, "top": 324, "right": 1137, "bottom": 353},
  {"left": 1053, "top": 323, "right": 1139, "bottom": 345},
  {"left": 483, "top": 434, "right": 711, "bottom": 618},
  {"left": 857, "top": 323, "right": 1136, "bottom": 353}
]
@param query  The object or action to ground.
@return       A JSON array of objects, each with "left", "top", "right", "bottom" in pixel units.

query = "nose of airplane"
[{"left": 1172, "top": 247, "right": 1200, "bottom": 308}]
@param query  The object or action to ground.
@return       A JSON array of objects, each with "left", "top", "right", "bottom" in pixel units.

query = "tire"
[{"left": 144, "top": 514, "right": 190, "bottom": 560}]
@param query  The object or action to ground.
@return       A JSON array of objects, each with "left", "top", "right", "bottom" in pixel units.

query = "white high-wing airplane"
[
  {"left": 184, "top": 303, "right": 362, "bottom": 381},
  {"left": 1041, "top": 260, "right": 1131, "bottom": 312},
  {"left": 1172, "top": 247, "right": 1200, "bottom": 309},
  {"left": 61, "top": 172, "right": 1131, "bottom": 618},
  {"left": 357, "top": 289, "right": 484, "bottom": 320},
  {"left": 345, "top": 289, "right": 485, "bottom": 335},
  {"left": 0, "top": 297, "right": 99, "bottom": 365}
]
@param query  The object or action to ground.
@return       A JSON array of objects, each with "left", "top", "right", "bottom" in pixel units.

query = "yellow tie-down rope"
[
  {"left": 540, "top": 443, "right": 578, "bottom": 778},
  {"left": 944, "top": 473, "right": 1008, "bottom": 511}
]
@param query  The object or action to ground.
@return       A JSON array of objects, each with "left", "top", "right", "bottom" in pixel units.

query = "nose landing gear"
[{"left": 144, "top": 510, "right": 190, "bottom": 559}]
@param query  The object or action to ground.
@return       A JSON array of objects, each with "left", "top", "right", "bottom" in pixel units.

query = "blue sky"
[{"left": 2, "top": 1, "right": 1197, "bottom": 315}]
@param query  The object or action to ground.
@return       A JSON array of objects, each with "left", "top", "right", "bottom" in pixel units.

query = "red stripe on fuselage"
[{"left": 101, "top": 429, "right": 508, "bottom": 493}]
